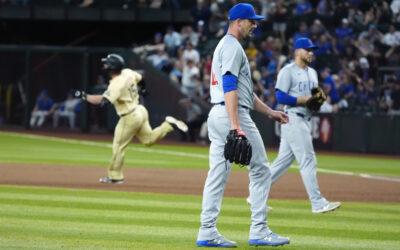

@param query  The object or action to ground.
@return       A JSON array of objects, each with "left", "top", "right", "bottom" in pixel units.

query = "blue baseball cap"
[
  {"left": 294, "top": 37, "right": 318, "bottom": 50},
  {"left": 228, "top": 3, "right": 264, "bottom": 21}
]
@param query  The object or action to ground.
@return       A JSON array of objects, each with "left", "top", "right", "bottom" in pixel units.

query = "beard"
[{"left": 302, "top": 56, "right": 313, "bottom": 65}]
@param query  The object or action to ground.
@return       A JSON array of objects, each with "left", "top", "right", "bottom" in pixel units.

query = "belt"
[
  {"left": 212, "top": 101, "right": 249, "bottom": 110},
  {"left": 120, "top": 107, "right": 136, "bottom": 117}
]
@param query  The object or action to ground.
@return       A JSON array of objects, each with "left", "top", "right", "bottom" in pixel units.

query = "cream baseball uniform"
[{"left": 103, "top": 68, "right": 173, "bottom": 180}]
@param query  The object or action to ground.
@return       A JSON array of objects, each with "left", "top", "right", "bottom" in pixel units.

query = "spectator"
[
  {"left": 391, "top": 0, "right": 400, "bottom": 22},
  {"left": 147, "top": 48, "right": 170, "bottom": 71},
  {"left": 52, "top": 92, "right": 81, "bottom": 129},
  {"left": 293, "top": 22, "right": 311, "bottom": 41},
  {"left": 335, "top": 18, "right": 353, "bottom": 40},
  {"left": 294, "top": 0, "right": 313, "bottom": 16},
  {"left": 310, "top": 19, "right": 327, "bottom": 37},
  {"left": 198, "top": 73, "right": 210, "bottom": 102},
  {"left": 358, "top": 24, "right": 383, "bottom": 44},
  {"left": 337, "top": 73, "right": 356, "bottom": 105},
  {"left": 179, "top": 97, "right": 204, "bottom": 142},
  {"left": 381, "top": 24, "right": 400, "bottom": 47},
  {"left": 315, "top": 33, "right": 335, "bottom": 56},
  {"left": 272, "top": 0, "right": 288, "bottom": 41},
  {"left": 354, "top": 36, "right": 375, "bottom": 56},
  {"left": 245, "top": 41, "right": 259, "bottom": 60},
  {"left": 321, "top": 67, "right": 340, "bottom": 103},
  {"left": 358, "top": 57, "right": 370, "bottom": 81},
  {"left": 316, "top": 0, "right": 334, "bottom": 17},
  {"left": 30, "top": 90, "right": 54, "bottom": 128},
  {"left": 362, "top": 8, "right": 376, "bottom": 27},
  {"left": 180, "top": 25, "right": 200, "bottom": 47},
  {"left": 191, "top": 0, "right": 211, "bottom": 27},
  {"left": 181, "top": 59, "right": 200, "bottom": 97},
  {"left": 347, "top": 7, "right": 364, "bottom": 27},
  {"left": 133, "top": 32, "right": 165, "bottom": 57},
  {"left": 181, "top": 42, "right": 200, "bottom": 66},
  {"left": 164, "top": 26, "right": 182, "bottom": 56},
  {"left": 169, "top": 59, "right": 183, "bottom": 84}
]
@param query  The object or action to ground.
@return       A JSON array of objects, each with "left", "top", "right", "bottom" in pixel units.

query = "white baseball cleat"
[
  {"left": 312, "top": 201, "right": 341, "bottom": 214},
  {"left": 246, "top": 197, "right": 273, "bottom": 211},
  {"left": 99, "top": 176, "right": 124, "bottom": 184},
  {"left": 165, "top": 116, "right": 188, "bottom": 133}
]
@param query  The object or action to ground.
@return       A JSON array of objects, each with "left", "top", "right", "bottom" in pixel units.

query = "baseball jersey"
[
  {"left": 103, "top": 68, "right": 142, "bottom": 116},
  {"left": 210, "top": 34, "right": 254, "bottom": 109},
  {"left": 275, "top": 62, "right": 318, "bottom": 116}
]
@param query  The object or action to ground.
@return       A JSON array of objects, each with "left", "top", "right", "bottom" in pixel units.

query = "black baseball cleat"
[
  {"left": 99, "top": 177, "right": 124, "bottom": 184},
  {"left": 165, "top": 116, "right": 188, "bottom": 133}
]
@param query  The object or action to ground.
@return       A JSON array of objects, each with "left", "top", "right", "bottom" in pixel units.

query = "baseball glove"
[
  {"left": 306, "top": 87, "right": 327, "bottom": 112},
  {"left": 224, "top": 129, "right": 252, "bottom": 166}
]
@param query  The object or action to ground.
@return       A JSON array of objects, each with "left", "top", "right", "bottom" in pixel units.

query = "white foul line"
[
  {"left": 291, "top": 165, "right": 400, "bottom": 183},
  {"left": 0, "top": 131, "right": 208, "bottom": 159},
  {"left": 2, "top": 131, "right": 400, "bottom": 182}
]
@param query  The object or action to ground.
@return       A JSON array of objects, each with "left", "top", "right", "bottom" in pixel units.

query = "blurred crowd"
[{"left": 133, "top": 0, "right": 400, "bottom": 116}]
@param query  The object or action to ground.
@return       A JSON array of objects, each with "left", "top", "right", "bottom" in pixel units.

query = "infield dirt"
[{"left": 1, "top": 163, "right": 400, "bottom": 202}]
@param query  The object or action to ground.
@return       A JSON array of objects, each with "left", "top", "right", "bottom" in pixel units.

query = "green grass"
[
  {"left": 0, "top": 185, "right": 399, "bottom": 250},
  {"left": 1, "top": 131, "right": 400, "bottom": 177},
  {"left": 1, "top": 131, "right": 399, "bottom": 249}
]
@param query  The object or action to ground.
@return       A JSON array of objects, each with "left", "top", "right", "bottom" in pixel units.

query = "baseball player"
[
  {"left": 76, "top": 54, "right": 188, "bottom": 184},
  {"left": 196, "top": 3, "right": 290, "bottom": 248},
  {"left": 271, "top": 37, "right": 341, "bottom": 213}
]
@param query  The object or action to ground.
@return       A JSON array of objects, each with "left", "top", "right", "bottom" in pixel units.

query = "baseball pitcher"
[{"left": 196, "top": 3, "right": 290, "bottom": 248}]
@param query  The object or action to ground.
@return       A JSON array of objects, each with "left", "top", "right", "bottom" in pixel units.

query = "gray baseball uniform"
[
  {"left": 272, "top": 62, "right": 329, "bottom": 211},
  {"left": 197, "top": 34, "right": 273, "bottom": 241}
]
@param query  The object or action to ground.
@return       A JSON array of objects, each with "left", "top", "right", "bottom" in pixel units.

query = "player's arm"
[
  {"left": 223, "top": 72, "right": 241, "bottom": 130},
  {"left": 253, "top": 93, "right": 288, "bottom": 124},
  {"left": 275, "top": 89, "right": 309, "bottom": 106},
  {"left": 74, "top": 91, "right": 110, "bottom": 106},
  {"left": 86, "top": 94, "right": 103, "bottom": 105},
  {"left": 275, "top": 67, "right": 310, "bottom": 106}
]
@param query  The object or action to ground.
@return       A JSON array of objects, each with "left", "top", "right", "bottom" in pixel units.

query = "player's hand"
[
  {"left": 270, "top": 110, "right": 289, "bottom": 124},
  {"left": 224, "top": 129, "right": 252, "bottom": 166},
  {"left": 74, "top": 90, "right": 87, "bottom": 100}
]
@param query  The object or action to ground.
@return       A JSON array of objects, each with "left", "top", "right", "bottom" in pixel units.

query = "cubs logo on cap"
[
  {"left": 228, "top": 3, "right": 265, "bottom": 21},
  {"left": 294, "top": 37, "right": 318, "bottom": 50}
]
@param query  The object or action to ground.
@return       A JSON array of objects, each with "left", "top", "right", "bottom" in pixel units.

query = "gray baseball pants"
[
  {"left": 197, "top": 105, "right": 272, "bottom": 241},
  {"left": 270, "top": 112, "right": 328, "bottom": 210}
]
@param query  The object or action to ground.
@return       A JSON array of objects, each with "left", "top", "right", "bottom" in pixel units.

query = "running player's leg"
[
  {"left": 108, "top": 110, "right": 143, "bottom": 180},
  {"left": 136, "top": 105, "right": 173, "bottom": 146}
]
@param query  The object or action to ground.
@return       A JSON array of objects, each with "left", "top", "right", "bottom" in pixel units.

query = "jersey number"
[{"left": 211, "top": 71, "right": 218, "bottom": 86}]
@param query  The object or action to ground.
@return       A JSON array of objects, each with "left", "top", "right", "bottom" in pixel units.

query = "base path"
[{"left": 1, "top": 164, "right": 399, "bottom": 202}]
